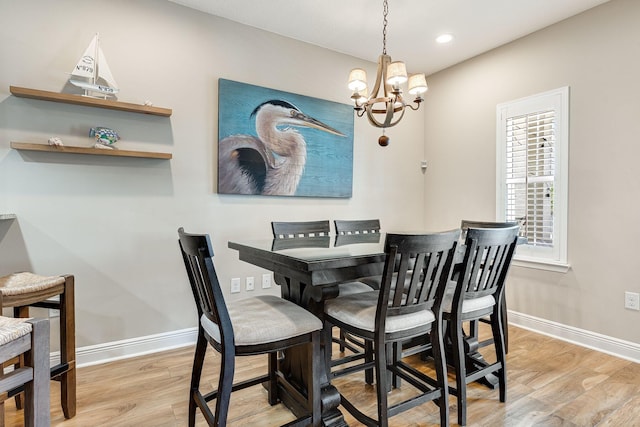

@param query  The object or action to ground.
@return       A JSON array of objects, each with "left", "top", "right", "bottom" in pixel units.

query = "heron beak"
[{"left": 294, "top": 112, "right": 345, "bottom": 137}]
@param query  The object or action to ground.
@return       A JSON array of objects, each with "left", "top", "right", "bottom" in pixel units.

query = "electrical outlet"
[
  {"left": 624, "top": 291, "right": 640, "bottom": 311},
  {"left": 262, "top": 273, "right": 272, "bottom": 289},
  {"left": 231, "top": 278, "right": 241, "bottom": 294},
  {"left": 246, "top": 276, "right": 255, "bottom": 291}
]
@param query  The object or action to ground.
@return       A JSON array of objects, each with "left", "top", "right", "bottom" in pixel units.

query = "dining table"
[
  {"left": 229, "top": 233, "right": 384, "bottom": 426},
  {"left": 228, "top": 232, "right": 516, "bottom": 426}
]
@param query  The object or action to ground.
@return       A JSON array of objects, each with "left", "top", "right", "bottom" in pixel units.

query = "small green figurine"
[{"left": 90, "top": 127, "right": 120, "bottom": 149}]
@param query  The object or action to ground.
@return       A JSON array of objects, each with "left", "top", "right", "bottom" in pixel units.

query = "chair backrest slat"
[
  {"left": 381, "top": 230, "right": 460, "bottom": 318},
  {"left": 334, "top": 219, "right": 381, "bottom": 236},
  {"left": 272, "top": 220, "right": 330, "bottom": 239},
  {"left": 178, "top": 228, "right": 234, "bottom": 348},
  {"left": 458, "top": 226, "right": 519, "bottom": 300}
]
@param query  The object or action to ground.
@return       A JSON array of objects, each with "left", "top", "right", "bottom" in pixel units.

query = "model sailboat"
[{"left": 69, "top": 33, "right": 119, "bottom": 98}]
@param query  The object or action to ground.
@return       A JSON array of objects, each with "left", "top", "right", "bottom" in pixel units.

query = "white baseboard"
[
  {"left": 508, "top": 310, "right": 640, "bottom": 363},
  {"left": 49, "top": 327, "right": 198, "bottom": 368},
  {"left": 48, "top": 313, "right": 640, "bottom": 368}
]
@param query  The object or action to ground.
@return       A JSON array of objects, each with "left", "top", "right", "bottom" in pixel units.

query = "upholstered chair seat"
[{"left": 201, "top": 295, "right": 321, "bottom": 346}]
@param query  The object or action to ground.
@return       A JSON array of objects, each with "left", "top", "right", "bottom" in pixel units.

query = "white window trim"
[{"left": 496, "top": 87, "right": 570, "bottom": 272}]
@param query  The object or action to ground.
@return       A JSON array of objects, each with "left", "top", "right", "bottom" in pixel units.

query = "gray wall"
[
  {"left": 423, "top": 0, "right": 640, "bottom": 344},
  {"left": 0, "top": 0, "right": 426, "bottom": 351},
  {"left": 2, "top": 0, "right": 637, "bottom": 358}
]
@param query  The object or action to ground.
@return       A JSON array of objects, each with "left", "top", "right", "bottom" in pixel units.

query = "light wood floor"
[{"left": 4, "top": 325, "right": 640, "bottom": 426}]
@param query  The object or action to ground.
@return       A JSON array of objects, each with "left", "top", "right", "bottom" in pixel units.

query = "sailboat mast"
[{"left": 93, "top": 32, "right": 99, "bottom": 86}]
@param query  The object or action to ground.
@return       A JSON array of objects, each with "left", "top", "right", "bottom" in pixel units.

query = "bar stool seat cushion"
[
  {"left": 0, "top": 272, "right": 65, "bottom": 296},
  {"left": 201, "top": 295, "right": 322, "bottom": 346},
  {"left": 0, "top": 316, "right": 32, "bottom": 345},
  {"left": 325, "top": 291, "right": 436, "bottom": 334}
]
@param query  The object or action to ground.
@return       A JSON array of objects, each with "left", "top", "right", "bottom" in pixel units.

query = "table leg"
[{"left": 275, "top": 274, "right": 348, "bottom": 427}]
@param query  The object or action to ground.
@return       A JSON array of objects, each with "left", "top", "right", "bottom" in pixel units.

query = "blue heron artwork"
[{"left": 218, "top": 79, "right": 354, "bottom": 198}]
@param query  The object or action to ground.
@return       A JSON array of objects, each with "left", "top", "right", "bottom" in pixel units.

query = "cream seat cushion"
[
  {"left": 201, "top": 295, "right": 322, "bottom": 347},
  {"left": 324, "top": 291, "right": 435, "bottom": 334},
  {"left": 442, "top": 284, "right": 496, "bottom": 314},
  {"left": 0, "top": 315, "right": 32, "bottom": 346},
  {"left": 0, "top": 272, "right": 65, "bottom": 296},
  {"left": 338, "top": 281, "right": 376, "bottom": 296}
]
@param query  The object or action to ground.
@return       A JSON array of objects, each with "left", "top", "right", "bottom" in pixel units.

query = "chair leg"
[
  {"left": 267, "top": 352, "right": 278, "bottom": 405},
  {"left": 59, "top": 275, "right": 76, "bottom": 419},
  {"left": 214, "top": 347, "right": 235, "bottom": 426},
  {"left": 364, "top": 340, "right": 374, "bottom": 385},
  {"left": 389, "top": 342, "right": 401, "bottom": 389},
  {"left": 374, "top": 339, "right": 389, "bottom": 427},
  {"left": 12, "top": 306, "right": 28, "bottom": 411},
  {"left": 492, "top": 311, "right": 507, "bottom": 403},
  {"left": 339, "top": 328, "right": 346, "bottom": 352},
  {"left": 430, "top": 321, "right": 449, "bottom": 427},
  {"left": 452, "top": 318, "right": 468, "bottom": 426},
  {"left": 501, "top": 297, "right": 509, "bottom": 353},
  {"left": 26, "top": 318, "right": 51, "bottom": 427},
  {"left": 189, "top": 329, "right": 208, "bottom": 427}
]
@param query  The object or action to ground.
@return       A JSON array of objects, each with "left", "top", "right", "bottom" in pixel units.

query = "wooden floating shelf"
[
  {"left": 9, "top": 86, "right": 172, "bottom": 117},
  {"left": 0, "top": 214, "right": 17, "bottom": 221},
  {"left": 11, "top": 142, "right": 172, "bottom": 160}
]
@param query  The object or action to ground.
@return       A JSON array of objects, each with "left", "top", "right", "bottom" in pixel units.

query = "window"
[{"left": 496, "top": 87, "right": 569, "bottom": 271}]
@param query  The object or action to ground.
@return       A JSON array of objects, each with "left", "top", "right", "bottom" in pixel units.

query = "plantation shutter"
[{"left": 505, "top": 110, "right": 555, "bottom": 247}]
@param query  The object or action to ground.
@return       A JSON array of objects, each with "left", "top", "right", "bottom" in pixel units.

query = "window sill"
[{"left": 512, "top": 256, "right": 571, "bottom": 273}]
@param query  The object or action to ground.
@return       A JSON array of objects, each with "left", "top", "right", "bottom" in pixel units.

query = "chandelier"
[{"left": 348, "top": 0, "right": 427, "bottom": 146}]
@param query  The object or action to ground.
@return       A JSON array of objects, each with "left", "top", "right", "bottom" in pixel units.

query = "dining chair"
[
  {"left": 0, "top": 316, "right": 50, "bottom": 427},
  {"left": 444, "top": 225, "right": 519, "bottom": 426},
  {"left": 333, "top": 219, "right": 384, "bottom": 355},
  {"left": 271, "top": 221, "right": 374, "bottom": 368},
  {"left": 334, "top": 220, "right": 383, "bottom": 290},
  {"left": 178, "top": 228, "right": 322, "bottom": 427},
  {"left": 325, "top": 230, "right": 460, "bottom": 427},
  {"left": 0, "top": 272, "right": 76, "bottom": 419},
  {"left": 272, "top": 220, "right": 331, "bottom": 238},
  {"left": 334, "top": 219, "right": 381, "bottom": 236},
  {"left": 460, "top": 219, "right": 519, "bottom": 353}
]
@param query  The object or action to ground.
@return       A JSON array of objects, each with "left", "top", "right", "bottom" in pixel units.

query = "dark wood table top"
[{"left": 229, "top": 234, "right": 386, "bottom": 270}]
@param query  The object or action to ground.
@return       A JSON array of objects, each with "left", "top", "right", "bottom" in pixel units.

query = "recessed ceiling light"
[{"left": 436, "top": 34, "right": 454, "bottom": 44}]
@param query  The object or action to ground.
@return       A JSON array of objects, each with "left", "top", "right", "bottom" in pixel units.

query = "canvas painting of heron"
[{"left": 218, "top": 79, "right": 354, "bottom": 198}]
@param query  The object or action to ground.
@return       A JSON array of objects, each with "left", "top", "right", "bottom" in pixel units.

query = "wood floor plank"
[{"left": 3, "top": 325, "right": 638, "bottom": 426}]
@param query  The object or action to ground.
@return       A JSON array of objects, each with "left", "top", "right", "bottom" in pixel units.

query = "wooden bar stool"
[
  {"left": 0, "top": 316, "right": 50, "bottom": 427},
  {"left": 0, "top": 273, "right": 76, "bottom": 419}
]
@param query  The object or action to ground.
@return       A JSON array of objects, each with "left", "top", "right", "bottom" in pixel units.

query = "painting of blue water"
[{"left": 218, "top": 79, "right": 353, "bottom": 198}]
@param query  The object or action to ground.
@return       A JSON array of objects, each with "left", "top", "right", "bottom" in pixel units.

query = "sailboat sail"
[
  {"left": 69, "top": 33, "right": 119, "bottom": 97},
  {"left": 70, "top": 36, "right": 97, "bottom": 79},
  {"left": 97, "top": 47, "right": 118, "bottom": 89}
]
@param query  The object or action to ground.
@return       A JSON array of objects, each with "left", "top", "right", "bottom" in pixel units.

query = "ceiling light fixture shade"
[
  {"left": 408, "top": 74, "right": 428, "bottom": 95},
  {"left": 348, "top": 0, "right": 427, "bottom": 146},
  {"left": 348, "top": 68, "right": 367, "bottom": 92},
  {"left": 386, "top": 61, "right": 407, "bottom": 85}
]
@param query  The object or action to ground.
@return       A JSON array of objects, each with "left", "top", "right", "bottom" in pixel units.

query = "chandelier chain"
[{"left": 382, "top": 0, "right": 388, "bottom": 55}]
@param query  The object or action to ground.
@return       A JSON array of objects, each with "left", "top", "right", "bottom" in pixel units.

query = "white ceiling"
[{"left": 168, "top": 0, "right": 610, "bottom": 75}]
